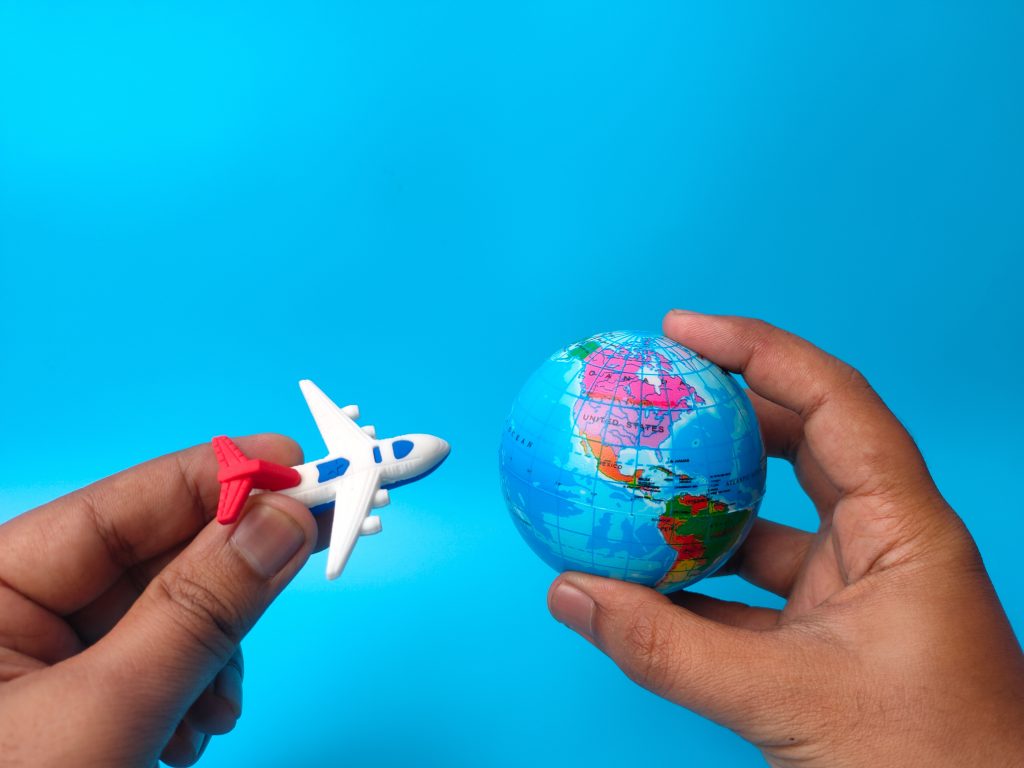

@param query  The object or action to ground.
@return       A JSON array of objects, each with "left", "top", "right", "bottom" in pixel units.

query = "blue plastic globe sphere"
[{"left": 499, "top": 331, "right": 766, "bottom": 592}]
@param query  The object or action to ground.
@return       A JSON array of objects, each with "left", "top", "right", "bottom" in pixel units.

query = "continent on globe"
[
  {"left": 574, "top": 342, "right": 706, "bottom": 486},
  {"left": 654, "top": 493, "right": 753, "bottom": 591},
  {"left": 499, "top": 331, "right": 766, "bottom": 593}
]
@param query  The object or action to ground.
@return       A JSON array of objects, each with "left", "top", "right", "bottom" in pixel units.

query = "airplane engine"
[
  {"left": 372, "top": 489, "right": 390, "bottom": 508},
  {"left": 361, "top": 424, "right": 376, "bottom": 438},
  {"left": 342, "top": 404, "right": 360, "bottom": 420},
  {"left": 361, "top": 515, "right": 382, "bottom": 535}
]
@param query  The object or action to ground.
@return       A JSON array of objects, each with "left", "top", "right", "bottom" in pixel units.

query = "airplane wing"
[
  {"left": 325, "top": 468, "right": 382, "bottom": 580},
  {"left": 299, "top": 379, "right": 372, "bottom": 456}
]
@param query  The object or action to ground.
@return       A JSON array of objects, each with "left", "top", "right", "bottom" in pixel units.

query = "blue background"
[{"left": 1, "top": 2, "right": 1021, "bottom": 766}]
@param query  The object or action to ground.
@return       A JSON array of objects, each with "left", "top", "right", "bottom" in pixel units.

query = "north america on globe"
[{"left": 499, "top": 331, "right": 767, "bottom": 592}]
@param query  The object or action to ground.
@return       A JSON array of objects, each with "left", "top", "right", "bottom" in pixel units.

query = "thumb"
[
  {"left": 548, "top": 572, "right": 788, "bottom": 727},
  {"left": 89, "top": 494, "right": 316, "bottom": 734}
]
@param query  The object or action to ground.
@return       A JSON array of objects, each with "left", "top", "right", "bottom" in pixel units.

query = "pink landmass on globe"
[{"left": 574, "top": 344, "right": 704, "bottom": 484}]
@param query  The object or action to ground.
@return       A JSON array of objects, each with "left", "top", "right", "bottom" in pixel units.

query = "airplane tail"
[{"left": 211, "top": 436, "right": 302, "bottom": 524}]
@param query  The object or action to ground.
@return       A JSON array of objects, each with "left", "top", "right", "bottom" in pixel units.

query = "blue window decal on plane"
[
  {"left": 392, "top": 439, "right": 414, "bottom": 459},
  {"left": 316, "top": 457, "right": 350, "bottom": 482},
  {"left": 372, "top": 446, "right": 382, "bottom": 464},
  {"left": 309, "top": 500, "right": 335, "bottom": 516}
]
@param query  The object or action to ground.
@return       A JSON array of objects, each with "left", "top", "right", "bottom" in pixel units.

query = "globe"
[{"left": 499, "top": 331, "right": 767, "bottom": 593}]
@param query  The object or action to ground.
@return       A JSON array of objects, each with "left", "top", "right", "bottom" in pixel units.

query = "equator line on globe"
[{"left": 499, "top": 331, "right": 766, "bottom": 592}]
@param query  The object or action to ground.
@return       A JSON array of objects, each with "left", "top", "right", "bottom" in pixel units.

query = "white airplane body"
[{"left": 213, "top": 380, "right": 449, "bottom": 580}]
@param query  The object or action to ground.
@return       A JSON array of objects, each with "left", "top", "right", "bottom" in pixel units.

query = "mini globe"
[{"left": 499, "top": 331, "right": 766, "bottom": 592}]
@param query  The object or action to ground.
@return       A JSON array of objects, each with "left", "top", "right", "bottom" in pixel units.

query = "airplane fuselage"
[{"left": 251, "top": 433, "right": 449, "bottom": 516}]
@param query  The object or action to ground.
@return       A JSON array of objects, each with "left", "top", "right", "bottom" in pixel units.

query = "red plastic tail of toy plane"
[{"left": 211, "top": 436, "right": 302, "bottom": 524}]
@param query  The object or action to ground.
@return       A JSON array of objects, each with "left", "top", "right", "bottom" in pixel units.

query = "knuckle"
[
  {"left": 803, "top": 360, "right": 871, "bottom": 423},
  {"left": 742, "top": 319, "right": 787, "bottom": 370},
  {"left": 150, "top": 571, "right": 245, "bottom": 662},
  {"left": 743, "top": 318, "right": 776, "bottom": 351},
  {"left": 81, "top": 490, "right": 137, "bottom": 570},
  {"left": 744, "top": 317, "right": 775, "bottom": 336},
  {"left": 835, "top": 360, "right": 871, "bottom": 393}
]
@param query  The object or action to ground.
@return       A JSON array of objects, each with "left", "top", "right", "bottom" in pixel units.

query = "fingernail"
[
  {"left": 230, "top": 503, "right": 306, "bottom": 578},
  {"left": 669, "top": 308, "right": 696, "bottom": 315},
  {"left": 215, "top": 663, "right": 243, "bottom": 719},
  {"left": 550, "top": 581, "right": 596, "bottom": 639}
]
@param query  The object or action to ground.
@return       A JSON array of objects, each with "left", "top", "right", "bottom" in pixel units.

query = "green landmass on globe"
[{"left": 499, "top": 331, "right": 766, "bottom": 593}]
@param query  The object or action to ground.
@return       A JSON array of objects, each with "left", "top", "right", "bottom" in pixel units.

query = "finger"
[
  {"left": 185, "top": 649, "right": 243, "bottom": 735},
  {"left": 10, "top": 543, "right": 185, "bottom": 662},
  {"left": 748, "top": 391, "right": 840, "bottom": 514},
  {"left": 663, "top": 311, "right": 937, "bottom": 502},
  {"left": 312, "top": 506, "right": 335, "bottom": 554},
  {"left": 548, "top": 572, "right": 785, "bottom": 726},
  {"left": 68, "top": 545, "right": 186, "bottom": 645},
  {"left": 0, "top": 647, "right": 48, "bottom": 682},
  {"left": 84, "top": 493, "right": 315, "bottom": 742},
  {"left": 160, "top": 718, "right": 210, "bottom": 768},
  {"left": 0, "top": 434, "right": 303, "bottom": 616},
  {"left": 0, "top": 584, "right": 82, "bottom": 663},
  {"left": 748, "top": 389, "right": 803, "bottom": 461},
  {"left": 669, "top": 592, "right": 780, "bottom": 630},
  {"left": 713, "top": 518, "right": 814, "bottom": 598}
]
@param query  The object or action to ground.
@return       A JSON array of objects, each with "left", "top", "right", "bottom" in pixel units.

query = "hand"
[
  {"left": 548, "top": 311, "right": 1024, "bottom": 767},
  {"left": 0, "top": 435, "right": 318, "bottom": 767}
]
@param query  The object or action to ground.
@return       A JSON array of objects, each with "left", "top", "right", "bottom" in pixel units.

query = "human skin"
[
  {"left": 548, "top": 310, "right": 1024, "bottom": 767},
  {"left": 0, "top": 435, "right": 320, "bottom": 767}
]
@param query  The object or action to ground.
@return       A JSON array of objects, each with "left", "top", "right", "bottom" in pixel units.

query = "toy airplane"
[{"left": 212, "top": 380, "right": 450, "bottom": 580}]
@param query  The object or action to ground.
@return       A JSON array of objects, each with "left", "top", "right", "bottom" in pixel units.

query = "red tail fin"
[{"left": 211, "top": 436, "right": 302, "bottom": 524}]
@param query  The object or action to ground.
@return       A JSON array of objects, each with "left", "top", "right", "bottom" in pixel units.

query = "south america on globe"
[{"left": 499, "top": 331, "right": 766, "bottom": 593}]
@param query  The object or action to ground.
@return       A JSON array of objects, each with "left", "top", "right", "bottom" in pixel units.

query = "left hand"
[{"left": 0, "top": 434, "right": 317, "bottom": 767}]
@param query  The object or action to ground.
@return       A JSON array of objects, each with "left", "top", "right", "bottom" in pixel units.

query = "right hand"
[{"left": 548, "top": 310, "right": 1024, "bottom": 767}]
